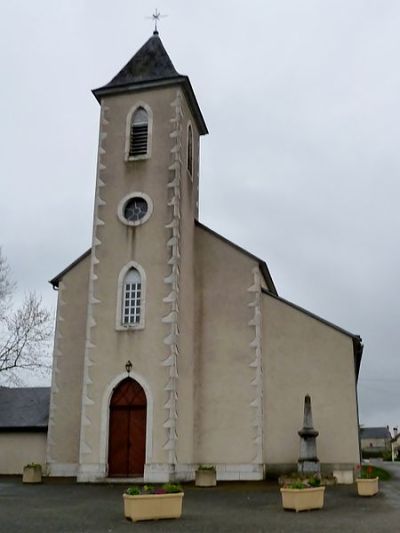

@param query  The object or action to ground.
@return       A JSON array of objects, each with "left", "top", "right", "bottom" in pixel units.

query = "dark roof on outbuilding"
[
  {"left": 360, "top": 427, "right": 392, "bottom": 440},
  {"left": 93, "top": 31, "right": 208, "bottom": 135},
  {"left": 0, "top": 387, "right": 50, "bottom": 432}
]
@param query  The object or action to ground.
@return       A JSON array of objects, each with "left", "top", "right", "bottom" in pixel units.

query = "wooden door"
[{"left": 108, "top": 378, "right": 147, "bottom": 477}]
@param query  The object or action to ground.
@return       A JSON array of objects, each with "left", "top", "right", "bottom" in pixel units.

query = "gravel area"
[{"left": 1, "top": 468, "right": 400, "bottom": 533}]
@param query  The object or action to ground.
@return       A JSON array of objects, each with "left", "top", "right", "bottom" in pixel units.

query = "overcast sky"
[{"left": 0, "top": 1, "right": 399, "bottom": 431}]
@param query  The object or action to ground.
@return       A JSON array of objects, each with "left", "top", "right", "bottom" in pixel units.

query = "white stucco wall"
[
  {"left": 0, "top": 432, "right": 47, "bottom": 474},
  {"left": 194, "top": 226, "right": 259, "bottom": 467},
  {"left": 263, "top": 293, "right": 360, "bottom": 469},
  {"left": 360, "top": 437, "right": 390, "bottom": 450},
  {"left": 46, "top": 252, "right": 90, "bottom": 476}
]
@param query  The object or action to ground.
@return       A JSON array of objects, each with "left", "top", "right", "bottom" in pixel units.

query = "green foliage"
[
  {"left": 287, "top": 482, "right": 308, "bottom": 489},
  {"left": 125, "top": 483, "right": 183, "bottom": 496},
  {"left": 198, "top": 464, "right": 216, "bottom": 471},
  {"left": 357, "top": 465, "right": 391, "bottom": 481},
  {"left": 369, "top": 466, "right": 391, "bottom": 481},
  {"left": 362, "top": 450, "right": 384, "bottom": 459},
  {"left": 284, "top": 473, "right": 322, "bottom": 489},
  {"left": 382, "top": 450, "right": 393, "bottom": 461},
  {"left": 308, "top": 476, "right": 321, "bottom": 487},
  {"left": 24, "top": 463, "right": 41, "bottom": 469},
  {"left": 126, "top": 486, "right": 141, "bottom": 496},
  {"left": 162, "top": 483, "right": 183, "bottom": 493}
]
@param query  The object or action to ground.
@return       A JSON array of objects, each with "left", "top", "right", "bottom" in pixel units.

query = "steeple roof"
[
  {"left": 103, "top": 31, "right": 179, "bottom": 87},
  {"left": 93, "top": 32, "right": 208, "bottom": 135}
]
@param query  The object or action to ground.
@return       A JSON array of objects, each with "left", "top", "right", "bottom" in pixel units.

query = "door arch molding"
[
  {"left": 108, "top": 378, "right": 146, "bottom": 476},
  {"left": 99, "top": 371, "right": 153, "bottom": 476}
]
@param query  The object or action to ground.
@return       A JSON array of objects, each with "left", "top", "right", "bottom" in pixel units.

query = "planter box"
[
  {"left": 22, "top": 465, "right": 42, "bottom": 484},
  {"left": 195, "top": 469, "right": 217, "bottom": 487},
  {"left": 356, "top": 477, "right": 379, "bottom": 496},
  {"left": 280, "top": 486, "right": 325, "bottom": 512},
  {"left": 123, "top": 492, "right": 184, "bottom": 522}
]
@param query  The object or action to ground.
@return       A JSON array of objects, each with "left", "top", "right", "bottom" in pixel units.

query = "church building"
[{"left": 45, "top": 31, "right": 363, "bottom": 483}]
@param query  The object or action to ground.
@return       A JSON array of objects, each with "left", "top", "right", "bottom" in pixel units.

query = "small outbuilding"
[
  {"left": 360, "top": 426, "right": 392, "bottom": 456},
  {"left": 0, "top": 387, "right": 50, "bottom": 474}
]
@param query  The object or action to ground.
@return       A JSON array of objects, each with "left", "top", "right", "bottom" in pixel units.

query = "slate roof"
[
  {"left": 0, "top": 387, "right": 50, "bottom": 432},
  {"left": 93, "top": 31, "right": 208, "bottom": 135},
  {"left": 102, "top": 31, "right": 180, "bottom": 87},
  {"left": 360, "top": 427, "right": 392, "bottom": 440}
]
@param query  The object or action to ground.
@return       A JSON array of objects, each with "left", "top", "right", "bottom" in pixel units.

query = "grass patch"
[{"left": 361, "top": 465, "right": 391, "bottom": 481}]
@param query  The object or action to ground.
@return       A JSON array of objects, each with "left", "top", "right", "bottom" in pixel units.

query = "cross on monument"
[{"left": 147, "top": 9, "right": 167, "bottom": 34}]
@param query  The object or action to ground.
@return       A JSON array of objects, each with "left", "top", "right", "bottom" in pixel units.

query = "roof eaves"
[
  {"left": 352, "top": 336, "right": 363, "bottom": 380},
  {"left": 49, "top": 248, "right": 91, "bottom": 288},
  {"left": 195, "top": 220, "right": 278, "bottom": 295},
  {"left": 0, "top": 426, "right": 48, "bottom": 433},
  {"left": 360, "top": 427, "right": 392, "bottom": 439},
  {"left": 92, "top": 76, "right": 185, "bottom": 100},
  {"left": 92, "top": 76, "right": 208, "bottom": 136}
]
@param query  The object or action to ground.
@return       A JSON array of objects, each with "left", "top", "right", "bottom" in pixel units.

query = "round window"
[
  {"left": 117, "top": 192, "right": 153, "bottom": 227},
  {"left": 124, "top": 197, "right": 148, "bottom": 222}
]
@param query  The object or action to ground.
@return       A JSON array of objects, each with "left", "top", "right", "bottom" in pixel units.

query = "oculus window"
[
  {"left": 124, "top": 197, "right": 148, "bottom": 223},
  {"left": 117, "top": 192, "right": 153, "bottom": 227}
]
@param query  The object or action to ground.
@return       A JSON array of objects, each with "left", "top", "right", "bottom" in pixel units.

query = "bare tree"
[{"left": 0, "top": 247, "right": 52, "bottom": 383}]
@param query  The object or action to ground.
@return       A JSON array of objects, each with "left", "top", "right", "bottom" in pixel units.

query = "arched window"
[
  {"left": 116, "top": 262, "right": 146, "bottom": 330},
  {"left": 129, "top": 107, "right": 148, "bottom": 157},
  {"left": 187, "top": 124, "right": 193, "bottom": 176},
  {"left": 122, "top": 268, "right": 142, "bottom": 325}
]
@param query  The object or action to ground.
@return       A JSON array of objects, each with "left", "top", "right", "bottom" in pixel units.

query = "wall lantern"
[{"left": 125, "top": 360, "right": 133, "bottom": 374}]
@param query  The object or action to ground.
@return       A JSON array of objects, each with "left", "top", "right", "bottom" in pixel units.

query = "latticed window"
[
  {"left": 187, "top": 124, "right": 193, "bottom": 175},
  {"left": 122, "top": 269, "right": 142, "bottom": 325},
  {"left": 129, "top": 108, "right": 148, "bottom": 157}
]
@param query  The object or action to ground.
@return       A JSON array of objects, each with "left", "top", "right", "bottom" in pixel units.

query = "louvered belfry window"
[
  {"left": 129, "top": 108, "right": 148, "bottom": 157},
  {"left": 122, "top": 268, "right": 142, "bottom": 325}
]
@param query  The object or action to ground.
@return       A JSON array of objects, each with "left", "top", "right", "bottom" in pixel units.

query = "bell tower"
[{"left": 77, "top": 31, "right": 207, "bottom": 482}]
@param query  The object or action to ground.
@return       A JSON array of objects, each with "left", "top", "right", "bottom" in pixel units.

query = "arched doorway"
[{"left": 108, "top": 377, "right": 147, "bottom": 477}]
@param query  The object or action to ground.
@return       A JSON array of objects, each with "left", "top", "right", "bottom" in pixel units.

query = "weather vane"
[{"left": 146, "top": 9, "right": 167, "bottom": 34}]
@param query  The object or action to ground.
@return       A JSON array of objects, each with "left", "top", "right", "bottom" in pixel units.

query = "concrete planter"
[
  {"left": 280, "top": 486, "right": 325, "bottom": 512},
  {"left": 123, "top": 492, "right": 184, "bottom": 522},
  {"left": 22, "top": 465, "right": 42, "bottom": 484},
  {"left": 356, "top": 477, "right": 379, "bottom": 496},
  {"left": 195, "top": 469, "right": 217, "bottom": 487}
]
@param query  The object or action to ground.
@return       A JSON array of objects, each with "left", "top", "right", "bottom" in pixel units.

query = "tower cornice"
[
  {"left": 93, "top": 76, "right": 208, "bottom": 135},
  {"left": 92, "top": 33, "right": 208, "bottom": 135}
]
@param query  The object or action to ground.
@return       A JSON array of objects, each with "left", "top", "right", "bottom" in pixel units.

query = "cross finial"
[{"left": 147, "top": 8, "right": 167, "bottom": 35}]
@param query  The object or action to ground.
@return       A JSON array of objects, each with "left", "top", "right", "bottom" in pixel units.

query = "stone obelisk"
[{"left": 297, "top": 394, "right": 320, "bottom": 475}]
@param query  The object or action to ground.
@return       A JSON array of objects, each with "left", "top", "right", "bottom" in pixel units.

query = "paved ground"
[{"left": 1, "top": 465, "right": 400, "bottom": 533}]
